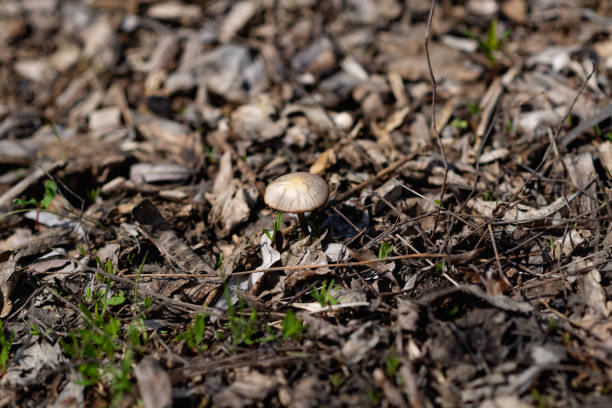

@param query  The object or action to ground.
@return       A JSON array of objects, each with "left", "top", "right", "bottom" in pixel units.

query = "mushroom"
[{"left": 264, "top": 172, "right": 329, "bottom": 235}]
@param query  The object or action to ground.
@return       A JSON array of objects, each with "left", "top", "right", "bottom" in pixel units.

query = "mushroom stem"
[{"left": 297, "top": 213, "right": 309, "bottom": 235}]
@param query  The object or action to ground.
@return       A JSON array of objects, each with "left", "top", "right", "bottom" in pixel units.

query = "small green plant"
[
  {"left": 385, "top": 350, "right": 400, "bottom": 378},
  {"left": 14, "top": 179, "right": 57, "bottom": 209},
  {"left": 204, "top": 146, "right": 217, "bottom": 163},
  {"left": 281, "top": 311, "right": 306, "bottom": 340},
  {"left": 86, "top": 186, "right": 101, "bottom": 202},
  {"left": 176, "top": 313, "right": 209, "bottom": 352},
  {"left": 548, "top": 236, "right": 556, "bottom": 260},
  {"left": 464, "top": 18, "right": 511, "bottom": 68},
  {"left": 605, "top": 132, "right": 612, "bottom": 142},
  {"left": 547, "top": 319, "right": 558, "bottom": 334},
  {"left": 216, "top": 253, "right": 224, "bottom": 269},
  {"left": 107, "top": 350, "right": 133, "bottom": 406},
  {"left": 224, "top": 288, "right": 275, "bottom": 351},
  {"left": 562, "top": 333, "right": 571, "bottom": 346},
  {"left": 435, "top": 260, "right": 446, "bottom": 273},
  {"left": 59, "top": 260, "right": 136, "bottom": 404},
  {"left": 2, "top": 179, "right": 58, "bottom": 225},
  {"left": 378, "top": 242, "right": 393, "bottom": 259},
  {"left": 29, "top": 322, "right": 43, "bottom": 336},
  {"left": 484, "top": 191, "right": 495, "bottom": 201},
  {"left": 0, "top": 319, "right": 14, "bottom": 374},
  {"left": 330, "top": 373, "right": 344, "bottom": 389},
  {"left": 310, "top": 280, "right": 339, "bottom": 308},
  {"left": 368, "top": 390, "right": 383, "bottom": 405},
  {"left": 263, "top": 212, "right": 283, "bottom": 243},
  {"left": 127, "top": 318, "right": 148, "bottom": 348},
  {"left": 467, "top": 101, "right": 480, "bottom": 116},
  {"left": 505, "top": 118, "right": 516, "bottom": 133},
  {"left": 451, "top": 118, "right": 469, "bottom": 130},
  {"left": 531, "top": 388, "right": 552, "bottom": 408}
]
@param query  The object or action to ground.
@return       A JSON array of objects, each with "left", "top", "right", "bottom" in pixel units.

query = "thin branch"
[{"left": 424, "top": 0, "right": 449, "bottom": 244}]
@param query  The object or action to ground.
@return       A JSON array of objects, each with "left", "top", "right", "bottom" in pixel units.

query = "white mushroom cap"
[{"left": 264, "top": 172, "right": 329, "bottom": 213}]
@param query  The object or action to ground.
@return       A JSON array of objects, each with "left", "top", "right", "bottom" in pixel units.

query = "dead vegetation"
[{"left": 1, "top": 0, "right": 612, "bottom": 407}]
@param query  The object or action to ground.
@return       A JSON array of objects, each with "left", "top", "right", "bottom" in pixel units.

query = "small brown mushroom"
[{"left": 264, "top": 172, "right": 329, "bottom": 235}]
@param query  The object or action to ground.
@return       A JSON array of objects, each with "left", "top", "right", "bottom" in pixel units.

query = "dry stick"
[
  {"left": 441, "top": 98, "right": 499, "bottom": 252},
  {"left": 424, "top": 0, "right": 449, "bottom": 238},
  {"left": 331, "top": 152, "right": 419, "bottom": 204},
  {"left": 487, "top": 223, "right": 512, "bottom": 290},
  {"left": 119, "top": 253, "right": 448, "bottom": 279}
]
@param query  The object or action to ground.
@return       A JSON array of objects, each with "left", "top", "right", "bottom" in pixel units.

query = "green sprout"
[
  {"left": 2, "top": 179, "right": 58, "bottom": 227},
  {"left": 464, "top": 18, "right": 511, "bottom": 68},
  {"left": 224, "top": 287, "right": 275, "bottom": 351},
  {"left": 451, "top": 118, "right": 469, "bottom": 130},
  {"left": 467, "top": 101, "right": 480, "bottom": 116},
  {"left": 385, "top": 350, "right": 400, "bottom": 378},
  {"left": 176, "top": 313, "right": 209, "bottom": 352},
  {"left": 263, "top": 212, "right": 283, "bottom": 243},
  {"left": 310, "top": 280, "right": 339, "bottom": 308},
  {"left": 378, "top": 242, "right": 393, "bottom": 259},
  {"left": 281, "top": 311, "right": 306, "bottom": 340},
  {"left": 0, "top": 319, "right": 14, "bottom": 374},
  {"left": 86, "top": 186, "right": 101, "bottom": 202},
  {"left": 368, "top": 390, "right": 383, "bottom": 405}
]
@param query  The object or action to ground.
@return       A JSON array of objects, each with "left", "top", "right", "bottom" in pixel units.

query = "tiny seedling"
[
  {"left": 224, "top": 288, "right": 275, "bottom": 351},
  {"left": 368, "top": 390, "right": 383, "bottom": 405},
  {"left": 263, "top": 212, "right": 283, "bottom": 243},
  {"left": 204, "top": 145, "right": 217, "bottom": 163},
  {"left": 547, "top": 319, "right": 558, "bottom": 334},
  {"left": 175, "top": 313, "right": 209, "bottom": 352},
  {"left": 378, "top": 242, "right": 393, "bottom": 259},
  {"left": 0, "top": 319, "right": 14, "bottom": 374},
  {"left": 435, "top": 260, "right": 446, "bottom": 273},
  {"left": 330, "top": 373, "right": 343, "bottom": 389},
  {"left": 531, "top": 388, "right": 552, "bottom": 408},
  {"left": 448, "top": 305, "right": 460, "bottom": 317},
  {"left": 281, "top": 311, "right": 306, "bottom": 340},
  {"left": 310, "top": 280, "right": 339, "bottom": 307},
  {"left": 451, "top": 118, "right": 469, "bottom": 130},
  {"left": 127, "top": 318, "right": 148, "bottom": 348},
  {"left": 385, "top": 350, "right": 400, "bottom": 378},
  {"left": 467, "top": 101, "right": 480, "bottom": 116},
  {"left": 1, "top": 179, "right": 58, "bottom": 226},
  {"left": 107, "top": 350, "right": 133, "bottom": 407},
  {"left": 29, "top": 322, "right": 43, "bottom": 336},
  {"left": 216, "top": 253, "right": 224, "bottom": 269},
  {"left": 464, "top": 18, "right": 511, "bottom": 68},
  {"left": 86, "top": 186, "right": 101, "bottom": 202}
]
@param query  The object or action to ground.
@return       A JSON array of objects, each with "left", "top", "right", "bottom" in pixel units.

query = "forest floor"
[{"left": 1, "top": 0, "right": 612, "bottom": 407}]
